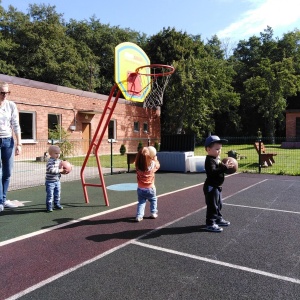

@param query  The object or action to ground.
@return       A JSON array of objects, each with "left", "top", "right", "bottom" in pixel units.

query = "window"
[
  {"left": 108, "top": 119, "right": 116, "bottom": 141},
  {"left": 143, "top": 122, "right": 148, "bottom": 133},
  {"left": 19, "top": 111, "right": 36, "bottom": 142},
  {"left": 296, "top": 118, "right": 300, "bottom": 139},
  {"left": 134, "top": 121, "right": 139, "bottom": 132},
  {"left": 48, "top": 114, "right": 61, "bottom": 140}
]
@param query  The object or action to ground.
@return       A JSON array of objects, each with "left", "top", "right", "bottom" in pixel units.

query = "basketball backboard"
[{"left": 115, "top": 42, "right": 151, "bottom": 102}]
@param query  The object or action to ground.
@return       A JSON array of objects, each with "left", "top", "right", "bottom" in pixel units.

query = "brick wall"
[
  {"left": 285, "top": 110, "right": 300, "bottom": 139},
  {"left": 1, "top": 74, "right": 160, "bottom": 160}
]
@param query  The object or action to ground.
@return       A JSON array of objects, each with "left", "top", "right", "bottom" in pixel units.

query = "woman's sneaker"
[
  {"left": 206, "top": 224, "right": 223, "bottom": 232},
  {"left": 4, "top": 200, "right": 18, "bottom": 208}
]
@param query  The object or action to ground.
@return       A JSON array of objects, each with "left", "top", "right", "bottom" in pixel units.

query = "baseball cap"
[{"left": 204, "top": 135, "right": 228, "bottom": 147}]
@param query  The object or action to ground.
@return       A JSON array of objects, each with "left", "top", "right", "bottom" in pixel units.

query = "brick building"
[
  {"left": 0, "top": 74, "right": 161, "bottom": 160},
  {"left": 282, "top": 109, "right": 300, "bottom": 148}
]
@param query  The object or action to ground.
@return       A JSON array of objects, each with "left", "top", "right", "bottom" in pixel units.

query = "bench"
[
  {"left": 254, "top": 142, "right": 277, "bottom": 167},
  {"left": 126, "top": 152, "right": 137, "bottom": 172}
]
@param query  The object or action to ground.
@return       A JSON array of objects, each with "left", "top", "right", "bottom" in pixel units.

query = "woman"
[{"left": 0, "top": 82, "right": 22, "bottom": 212}]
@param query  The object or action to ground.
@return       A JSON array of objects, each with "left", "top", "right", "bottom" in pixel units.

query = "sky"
[{"left": 2, "top": 0, "right": 300, "bottom": 44}]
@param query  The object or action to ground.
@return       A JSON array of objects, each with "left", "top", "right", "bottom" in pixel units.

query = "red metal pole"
[{"left": 80, "top": 84, "right": 121, "bottom": 206}]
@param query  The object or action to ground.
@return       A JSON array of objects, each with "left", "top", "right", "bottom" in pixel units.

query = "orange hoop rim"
[{"left": 135, "top": 64, "right": 175, "bottom": 77}]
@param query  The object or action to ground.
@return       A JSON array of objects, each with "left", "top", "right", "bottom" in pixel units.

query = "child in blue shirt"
[{"left": 45, "top": 145, "right": 65, "bottom": 212}]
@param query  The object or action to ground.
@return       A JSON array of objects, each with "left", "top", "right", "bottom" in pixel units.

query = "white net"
[{"left": 136, "top": 65, "right": 174, "bottom": 109}]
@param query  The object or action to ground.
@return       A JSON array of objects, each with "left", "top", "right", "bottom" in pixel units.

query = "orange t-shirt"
[{"left": 136, "top": 159, "right": 160, "bottom": 188}]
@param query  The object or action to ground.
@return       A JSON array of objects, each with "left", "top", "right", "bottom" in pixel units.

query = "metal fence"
[
  {"left": 9, "top": 137, "right": 160, "bottom": 191},
  {"left": 9, "top": 138, "right": 130, "bottom": 191},
  {"left": 8, "top": 136, "right": 300, "bottom": 191},
  {"left": 9, "top": 161, "right": 118, "bottom": 192},
  {"left": 195, "top": 136, "right": 300, "bottom": 176}
]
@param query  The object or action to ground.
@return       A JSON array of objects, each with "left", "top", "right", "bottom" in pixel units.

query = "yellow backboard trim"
[{"left": 115, "top": 42, "right": 151, "bottom": 102}]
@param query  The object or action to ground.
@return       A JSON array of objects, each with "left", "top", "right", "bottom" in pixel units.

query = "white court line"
[
  {"left": 5, "top": 239, "right": 135, "bottom": 300},
  {"left": 224, "top": 203, "right": 300, "bottom": 214},
  {"left": 0, "top": 202, "right": 136, "bottom": 247},
  {"left": 6, "top": 203, "right": 208, "bottom": 300},
  {"left": 132, "top": 240, "right": 300, "bottom": 285},
  {"left": 0, "top": 175, "right": 265, "bottom": 247},
  {"left": 4, "top": 175, "right": 288, "bottom": 299},
  {"left": 0, "top": 182, "right": 205, "bottom": 247},
  {"left": 222, "top": 179, "right": 268, "bottom": 201},
  {"left": 0, "top": 173, "right": 257, "bottom": 247},
  {"left": 223, "top": 178, "right": 300, "bottom": 214}
]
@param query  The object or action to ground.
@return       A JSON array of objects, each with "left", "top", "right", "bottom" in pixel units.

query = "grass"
[
  {"left": 68, "top": 155, "right": 129, "bottom": 169},
  {"left": 196, "top": 144, "right": 300, "bottom": 176},
  {"left": 67, "top": 144, "right": 300, "bottom": 176}
]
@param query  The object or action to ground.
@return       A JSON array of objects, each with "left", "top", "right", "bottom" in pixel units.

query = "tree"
[
  {"left": 18, "top": 4, "right": 98, "bottom": 89},
  {"left": 146, "top": 28, "right": 240, "bottom": 138},
  {"left": 231, "top": 27, "right": 300, "bottom": 138},
  {"left": 66, "top": 17, "right": 146, "bottom": 94},
  {"left": 0, "top": 4, "right": 28, "bottom": 76},
  {"left": 244, "top": 57, "right": 300, "bottom": 141}
]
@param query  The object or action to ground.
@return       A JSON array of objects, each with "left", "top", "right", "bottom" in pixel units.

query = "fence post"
[
  {"left": 258, "top": 139, "right": 262, "bottom": 174},
  {"left": 257, "top": 128, "right": 262, "bottom": 174}
]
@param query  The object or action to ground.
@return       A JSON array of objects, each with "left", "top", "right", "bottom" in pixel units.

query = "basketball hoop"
[{"left": 135, "top": 64, "right": 175, "bottom": 110}]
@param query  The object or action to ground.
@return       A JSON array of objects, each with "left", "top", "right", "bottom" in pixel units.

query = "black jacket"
[{"left": 204, "top": 155, "right": 228, "bottom": 188}]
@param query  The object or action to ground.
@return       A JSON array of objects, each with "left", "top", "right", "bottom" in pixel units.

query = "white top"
[{"left": 0, "top": 100, "right": 21, "bottom": 138}]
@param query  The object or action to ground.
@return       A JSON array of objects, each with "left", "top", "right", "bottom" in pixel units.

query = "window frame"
[
  {"left": 143, "top": 122, "right": 148, "bottom": 133},
  {"left": 19, "top": 111, "right": 36, "bottom": 143},
  {"left": 48, "top": 113, "right": 62, "bottom": 143},
  {"left": 108, "top": 119, "right": 117, "bottom": 142},
  {"left": 134, "top": 121, "right": 139, "bottom": 132}
]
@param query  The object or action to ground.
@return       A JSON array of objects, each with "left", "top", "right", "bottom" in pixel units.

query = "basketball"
[
  {"left": 60, "top": 160, "right": 72, "bottom": 174},
  {"left": 148, "top": 146, "right": 157, "bottom": 158},
  {"left": 222, "top": 157, "right": 238, "bottom": 174}
]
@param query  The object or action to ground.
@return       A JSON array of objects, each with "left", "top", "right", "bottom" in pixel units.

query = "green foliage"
[
  {"left": 194, "top": 144, "right": 300, "bottom": 175},
  {"left": 1, "top": 3, "right": 300, "bottom": 139},
  {"left": 244, "top": 57, "right": 300, "bottom": 141},
  {"left": 48, "top": 125, "right": 74, "bottom": 159},
  {"left": 154, "top": 141, "right": 160, "bottom": 151},
  {"left": 231, "top": 27, "right": 300, "bottom": 138},
  {"left": 145, "top": 28, "right": 240, "bottom": 138},
  {"left": 119, "top": 144, "right": 126, "bottom": 155},
  {"left": 137, "top": 141, "right": 143, "bottom": 152},
  {"left": 67, "top": 144, "right": 300, "bottom": 176},
  {"left": 0, "top": 3, "right": 142, "bottom": 93}
]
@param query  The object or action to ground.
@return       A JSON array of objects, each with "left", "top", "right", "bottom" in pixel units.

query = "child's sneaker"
[
  {"left": 54, "top": 205, "right": 63, "bottom": 210},
  {"left": 136, "top": 217, "right": 143, "bottom": 222},
  {"left": 216, "top": 218, "right": 230, "bottom": 226},
  {"left": 150, "top": 213, "right": 158, "bottom": 219},
  {"left": 206, "top": 224, "right": 223, "bottom": 232}
]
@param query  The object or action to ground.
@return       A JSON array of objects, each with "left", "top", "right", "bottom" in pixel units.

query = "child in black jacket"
[{"left": 203, "top": 135, "right": 234, "bottom": 232}]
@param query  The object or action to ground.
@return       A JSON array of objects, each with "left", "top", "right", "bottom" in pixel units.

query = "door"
[{"left": 82, "top": 123, "right": 91, "bottom": 154}]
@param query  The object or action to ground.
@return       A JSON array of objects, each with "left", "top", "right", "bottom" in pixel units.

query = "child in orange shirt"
[{"left": 135, "top": 147, "right": 160, "bottom": 222}]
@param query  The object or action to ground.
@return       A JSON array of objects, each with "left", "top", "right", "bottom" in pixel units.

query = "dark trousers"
[{"left": 203, "top": 185, "right": 223, "bottom": 226}]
